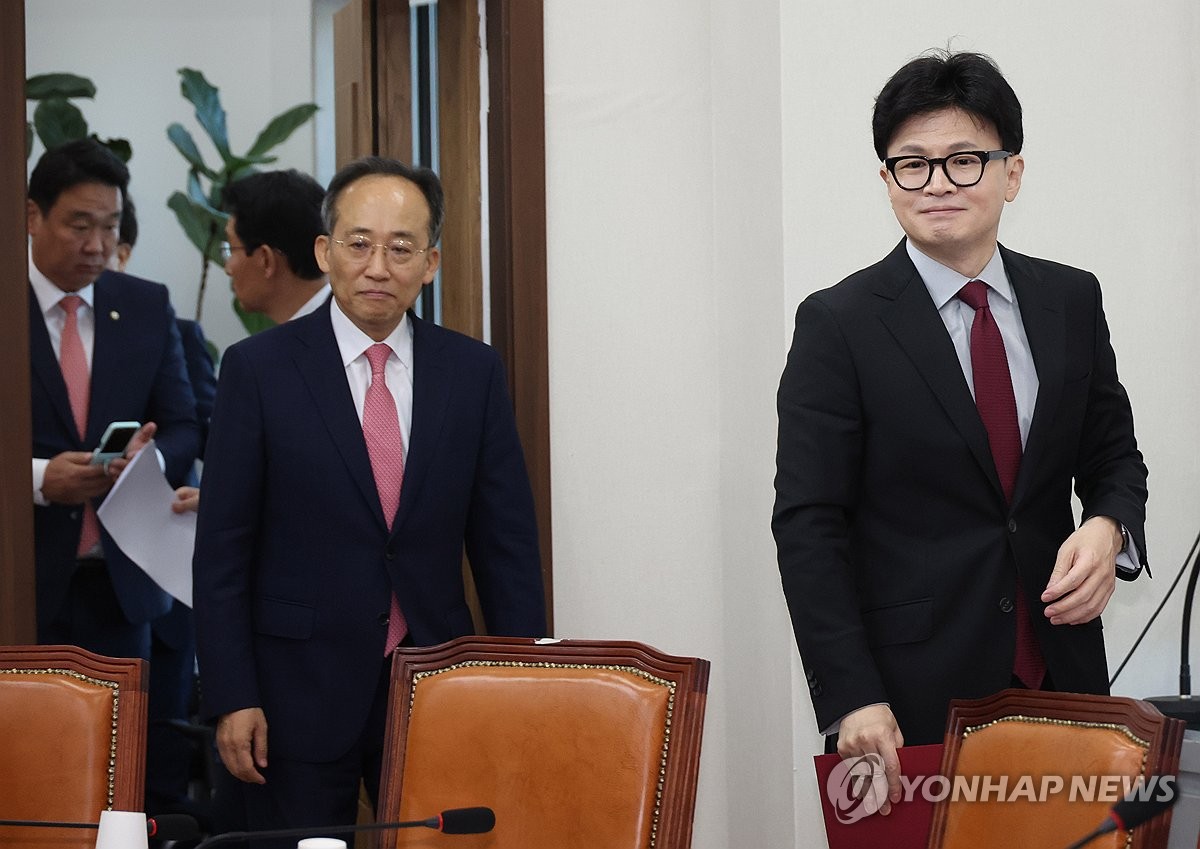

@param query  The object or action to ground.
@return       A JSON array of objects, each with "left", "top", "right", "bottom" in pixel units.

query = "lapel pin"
[{"left": 109, "top": 310, "right": 120, "bottom": 321}]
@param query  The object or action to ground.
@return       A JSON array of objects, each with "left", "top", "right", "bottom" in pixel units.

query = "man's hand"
[
  {"left": 837, "top": 704, "right": 905, "bottom": 815},
  {"left": 216, "top": 707, "right": 269, "bottom": 784},
  {"left": 103, "top": 422, "right": 157, "bottom": 478},
  {"left": 41, "top": 451, "right": 113, "bottom": 504},
  {"left": 1041, "top": 516, "right": 1121, "bottom": 625},
  {"left": 172, "top": 486, "right": 200, "bottom": 514}
]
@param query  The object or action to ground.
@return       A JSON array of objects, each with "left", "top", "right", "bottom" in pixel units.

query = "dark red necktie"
[{"left": 957, "top": 280, "right": 1045, "bottom": 689}]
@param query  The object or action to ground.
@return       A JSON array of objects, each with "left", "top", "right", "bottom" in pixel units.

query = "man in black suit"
[
  {"left": 28, "top": 139, "right": 200, "bottom": 659},
  {"left": 193, "top": 156, "right": 546, "bottom": 841},
  {"left": 772, "top": 51, "right": 1147, "bottom": 813}
]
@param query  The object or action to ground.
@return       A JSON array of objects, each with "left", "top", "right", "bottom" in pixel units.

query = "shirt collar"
[
  {"left": 329, "top": 297, "right": 413, "bottom": 370},
  {"left": 28, "top": 244, "right": 95, "bottom": 315},
  {"left": 906, "top": 241, "right": 1012, "bottom": 309}
]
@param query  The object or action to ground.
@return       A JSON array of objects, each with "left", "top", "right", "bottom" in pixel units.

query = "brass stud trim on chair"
[
  {"left": 964, "top": 714, "right": 1152, "bottom": 750},
  {"left": 1, "top": 666, "right": 121, "bottom": 809},
  {"left": 411, "top": 660, "right": 678, "bottom": 848}
]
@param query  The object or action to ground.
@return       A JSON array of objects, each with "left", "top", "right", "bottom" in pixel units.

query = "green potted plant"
[
  {"left": 166, "top": 68, "right": 317, "bottom": 332},
  {"left": 25, "top": 71, "right": 131, "bottom": 161}
]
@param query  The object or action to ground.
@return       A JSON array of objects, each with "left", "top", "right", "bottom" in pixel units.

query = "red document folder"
[{"left": 814, "top": 743, "right": 944, "bottom": 849}]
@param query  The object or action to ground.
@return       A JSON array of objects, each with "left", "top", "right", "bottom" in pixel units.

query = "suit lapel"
[
  {"left": 28, "top": 285, "right": 81, "bottom": 444},
  {"left": 1001, "top": 245, "right": 1065, "bottom": 507},
  {"left": 291, "top": 305, "right": 389, "bottom": 530},
  {"left": 88, "top": 275, "right": 123, "bottom": 446},
  {"left": 394, "top": 313, "right": 452, "bottom": 532},
  {"left": 875, "top": 241, "right": 1005, "bottom": 500}
]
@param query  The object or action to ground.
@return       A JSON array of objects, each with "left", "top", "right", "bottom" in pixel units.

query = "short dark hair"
[
  {"left": 322, "top": 157, "right": 445, "bottom": 247},
  {"left": 28, "top": 138, "right": 129, "bottom": 215},
  {"left": 222, "top": 169, "right": 326, "bottom": 280},
  {"left": 872, "top": 50, "right": 1023, "bottom": 161},
  {"left": 119, "top": 195, "right": 138, "bottom": 248}
]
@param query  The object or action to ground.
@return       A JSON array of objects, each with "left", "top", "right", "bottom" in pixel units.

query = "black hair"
[
  {"left": 322, "top": 157, "right": 444, "bottom": 247},
  {"left": 28, "top": 138, "right": 129, "bottom": 215},
  {"left": 119, "top": 195, "right": 138, "bottom": 247},
  {"left": 222, "top": 169, "right": 326, "bottom": 280},
  {"left": 872, "top": 50, "right": 1023, "bottom": 160}
]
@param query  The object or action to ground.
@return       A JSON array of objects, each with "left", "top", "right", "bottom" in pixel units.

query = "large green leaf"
[
  {"left": 168, "top": 191, "right": 226, "bottom": 263},
  {"left": 246, "top": 103, "right": 319, "bottom": 158},
  {"left": 177, "top": 68, "right": 231, "bottom": 160},
  {"left": 95, "top": 136, "right": 132, "bottom": 163},
  {"left": 25, "top": 122, "right": 34, "bottom": 160},
  {"left": 233, "top": 298, "right": 276, "bottom": 336},
  {"left": 166, "top": 122, "right": 217, "bottom": 178},
  {"left": 26, "top": 73, "right": 95, "bottom": 101},
  {"left": 33, "top": 99, "right": 88, "bottom": 150}
]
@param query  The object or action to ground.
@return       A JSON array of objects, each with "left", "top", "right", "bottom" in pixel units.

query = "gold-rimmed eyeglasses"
[{"left": 332, "top": 236, "right": 430, "bottom": 266}]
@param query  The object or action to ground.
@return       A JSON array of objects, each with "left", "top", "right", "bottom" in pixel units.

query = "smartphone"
[{"left": 90, "top": 421, "right": 141, "bottom": 464}]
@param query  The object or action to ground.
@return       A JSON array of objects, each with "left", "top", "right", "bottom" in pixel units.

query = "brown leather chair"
[
  {"left": 0, "top": 644, "right": 148, "bottom": 849},
  {"left": 927, "top": 688, "right": 1184, "bottom": 849},
  {"left": 376, "top": 636, "right": 710, "bottom": 849}
]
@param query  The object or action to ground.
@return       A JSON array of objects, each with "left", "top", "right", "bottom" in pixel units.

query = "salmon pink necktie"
[
  {"left": 362, "top": 343, "right": 409, "bottom": 654},
  {"left": 59, "top": 295, "right": 101, "bottom": 556}
]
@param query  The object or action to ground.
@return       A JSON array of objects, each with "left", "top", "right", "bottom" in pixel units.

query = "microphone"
[
  {"left": 1146, "top": 534, "right": 1200, "bottom": 727},
  {"left": 1062, "top": 789, "right": 1178, "bottom": 849},
  {"left": 0, "top": 813, "right": 200, "bottom": 840},
  {"left": 193, "top": 807, "right": 496, "bottom": 848}
]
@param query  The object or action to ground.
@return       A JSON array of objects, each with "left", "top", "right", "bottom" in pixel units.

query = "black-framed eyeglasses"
[{"left": 883, "top": 150, "right": 1013, "bottom": 191}]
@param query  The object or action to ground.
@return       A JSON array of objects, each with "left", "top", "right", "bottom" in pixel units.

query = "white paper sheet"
[{"left": 96, "top": 439, "right": 195, "bottom": 607}]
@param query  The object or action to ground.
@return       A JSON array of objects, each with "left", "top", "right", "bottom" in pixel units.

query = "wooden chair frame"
[
  {"left": 0, "top": 644, "right": 148, "bottom": 845},
  {"left": 928, "top": 688, "right": 1184, "bottom": 849},
  {"left": 377, "top": 636, "right": 710, "bottom": 849}
]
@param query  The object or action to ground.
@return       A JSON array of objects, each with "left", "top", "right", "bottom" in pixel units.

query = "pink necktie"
[
  {"left": 59, "top": 295, "right": 101, "bottom": 557},
  {"left": 957, "top": 281, "right": 1045, "bottom": 689},
  {"left": 362, "top": 343, "right": 409, "bottom": 654},
  {"left": 60, "top": 293, "right": 103, "bottom": 556}
]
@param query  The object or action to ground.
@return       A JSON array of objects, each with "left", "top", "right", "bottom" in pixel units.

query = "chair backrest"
[
  {"left": 927, "top": 688, "right": 1184, "bottom": 849},
  {"left": 0, "top": 644, "right": 148, "bottom": 849},
  {"left": 376, "top": 636, "right": 710, "bottom": 849}
]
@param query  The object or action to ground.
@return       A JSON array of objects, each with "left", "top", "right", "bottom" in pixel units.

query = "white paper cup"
[
  {"left": 94, "top": 809, "right": 148, "bottom": 849},
  {"left": 296, "top": 839, "right": 347, "bottom": 849}
]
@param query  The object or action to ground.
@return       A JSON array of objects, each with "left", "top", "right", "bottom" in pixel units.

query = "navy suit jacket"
[
  {"left": 773, "top": 240, "right": 1148, "bottom": 745},
  {"left": 193, "top": 303, "right": 546, "bottom": 761},
  {"left": 30, "top": 270, "right": 201, "bottom": 631}
]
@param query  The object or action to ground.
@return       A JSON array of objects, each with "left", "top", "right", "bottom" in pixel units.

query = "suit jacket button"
[
  {"left": 385, "top": 548, "right": 395, "bottom": 560},
  {"left": 1007, "top": 519, "right": 1018, "bottom": 533},
  {"left": 378, "top": 613, "right": 390, "bottom": 626},
  {"left": 999, "top": 597, "right": 1014, "bottom": 613},
  {"left": 70, "top": 510, "right": 80, "bottom": 520},
  {"left": 810, "top": 682, "right": 822, "bottom": 697}
]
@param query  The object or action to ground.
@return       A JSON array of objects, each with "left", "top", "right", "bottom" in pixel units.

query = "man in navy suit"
[
  {"left": 28, "top": 139, "right": 200, "bottom": 660},
  {"left": 193, "top": 156, "right": 546, "bottom": 837},
  {"left": 773, "top": 51, "right": 1147, "bottom": 813}
]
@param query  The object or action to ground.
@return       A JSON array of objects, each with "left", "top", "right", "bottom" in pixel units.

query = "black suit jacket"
[
  {"left": 772, "top": 240, "right": 1148, "bottom": 745},
  {"left": 193, "top": 304, "right": 546, "bottom": 761},
  {"left": 30, "top": 270, "right": 201, "bottom": 631}
]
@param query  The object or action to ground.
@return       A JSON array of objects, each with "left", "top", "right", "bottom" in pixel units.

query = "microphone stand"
[{"left": 1147, "top": 542, "right": 1200, "bottom": 727}]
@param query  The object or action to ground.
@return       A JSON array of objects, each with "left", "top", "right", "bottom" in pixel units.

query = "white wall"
[
  {"left": 26, "top": 0, "right": 321, "bottom": 353},
  {"left": 544, "top": 2, "right": 801, "bottom": 848}
]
